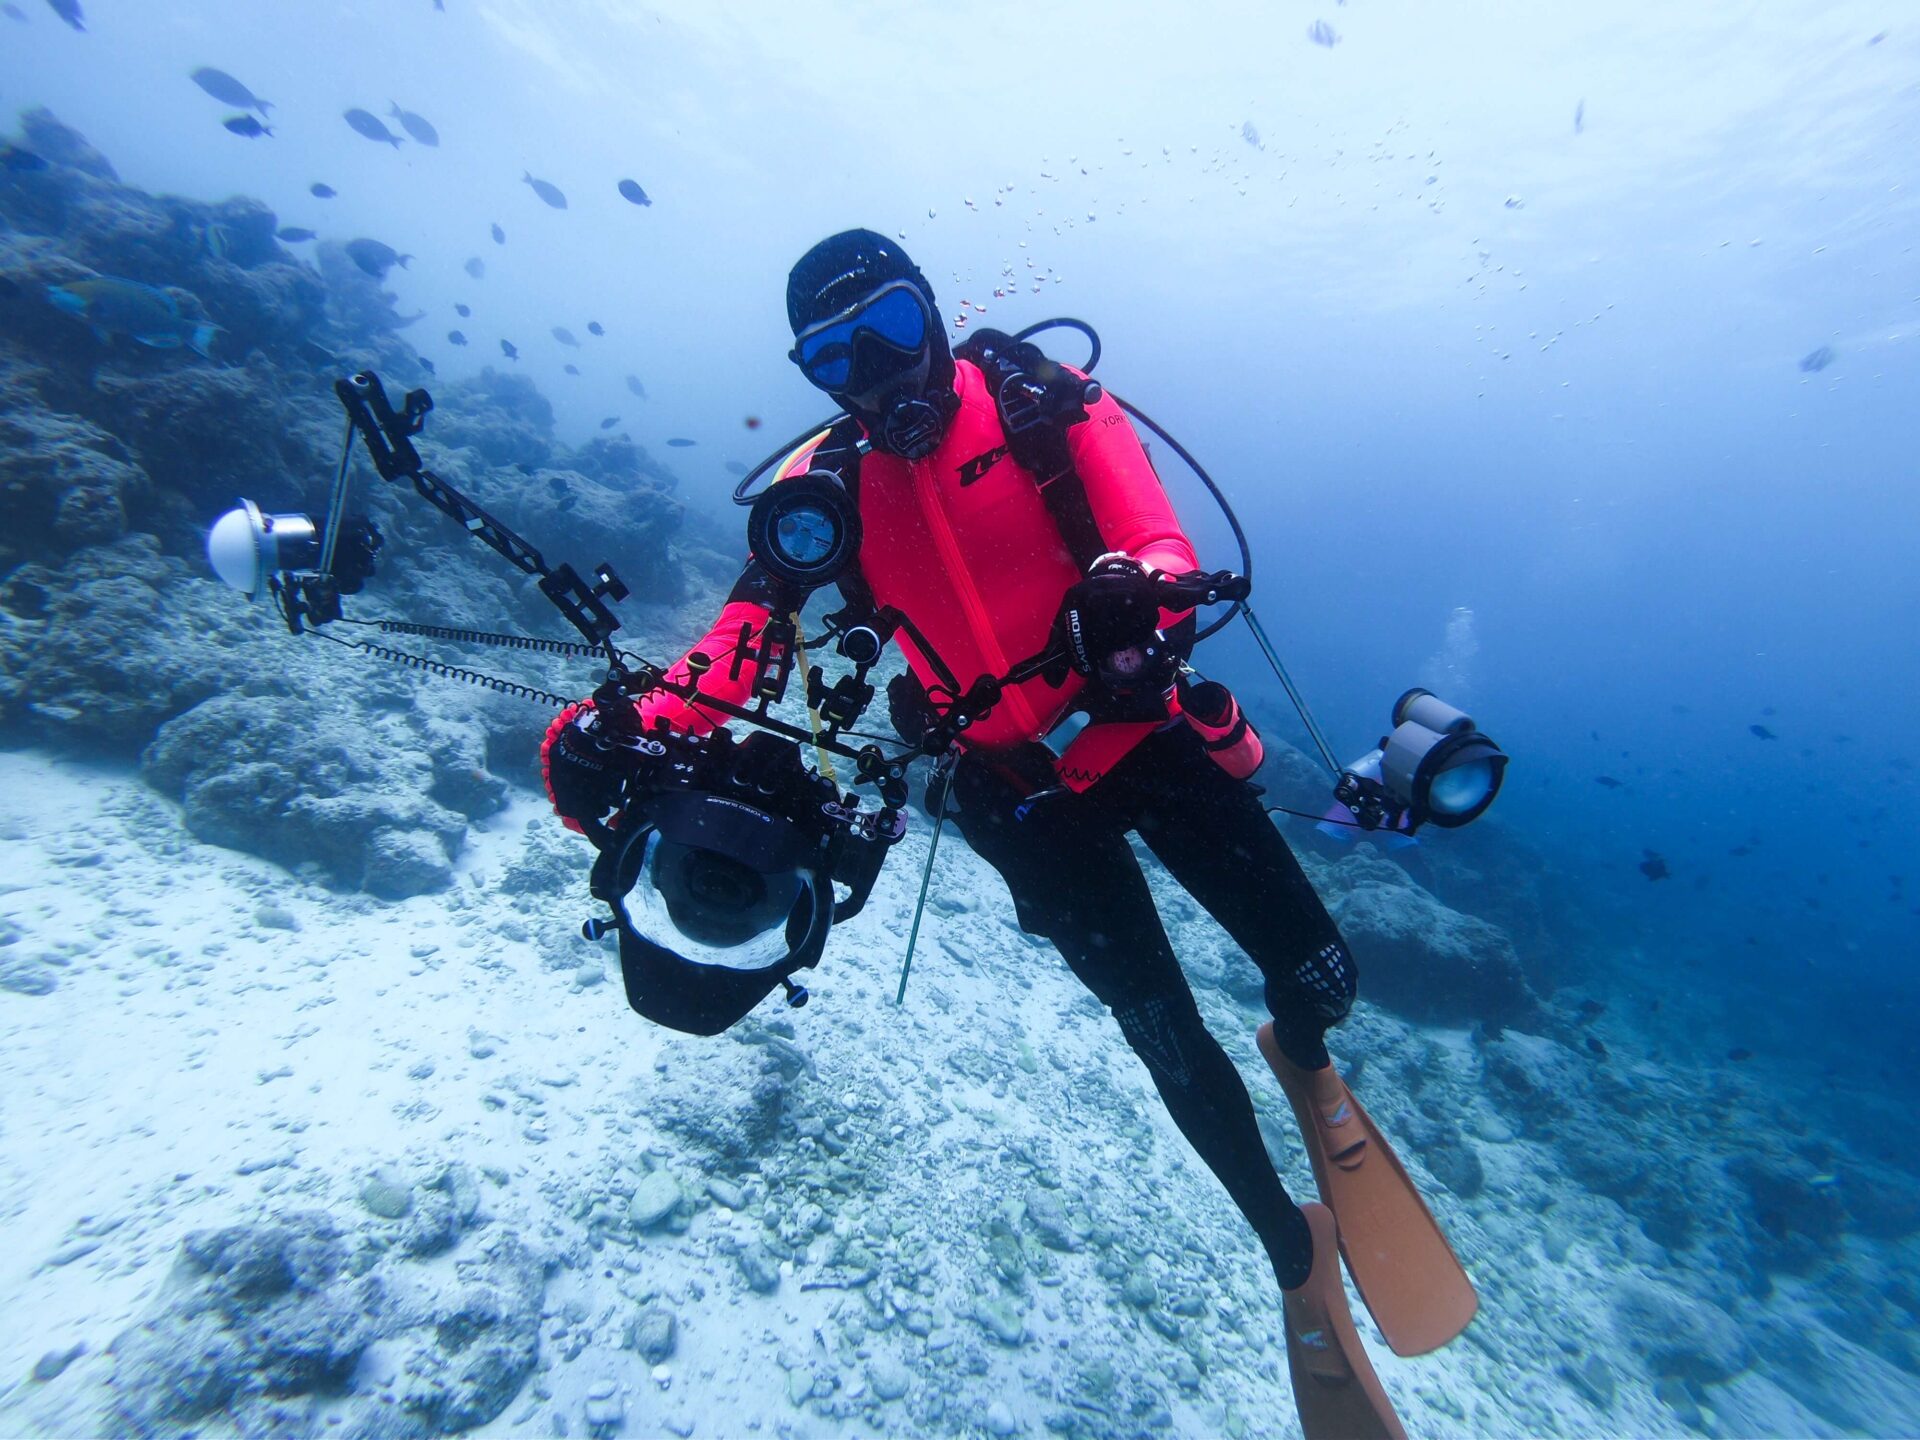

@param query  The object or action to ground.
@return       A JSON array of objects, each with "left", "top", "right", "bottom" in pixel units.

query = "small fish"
[
  {"left": 418, "top": 355, "right": 436, "bottom": 375},
  {"left": 1575, "top": 999, "right": 1606, "bottom": 1022},
  {"left": 310, "top": 182, "right": 337, "bottom": 199},
  {"left": 1749, "top": 724, "right": 1777, "bottom": 740},
  {"left": 1, "top": 144, "right": 48, "bottom": 172},
  {"left": 222, "top": 115, "right": 273, "bottom": 139},
  {"left": 552, "top": 325, "right": 579, "bottom": 347},
  {"left": 388, "top": 103, "right": 439, "bottom": 147},
  {"left": 1638, "top": 850, "right": 1670, "bottom": 882},
  {"left": 500, "top": 339, "right": 518, "bottom": 360},
  {"left": 1726, "top": 1047, "right": 1753, "bottom": 1063},
  {"left": 1241, "top": 121, "right": 1262, "bottom": 150},
  {"left": 599, "top": 416, "right": 620, "bottom": 430},
  {"left": 724, "top": 460, "right": 748, "bottom": 478},
  {"left": 275, "top": 226, "right": 316, "bottom": 243},
  {"left": 491, "top": 222, "right": 505, "bottom": 244},
  {"left": 586, "top": 320, "right": 604, "bottom": 336},
  {"left": 666, "top": 437, "right": 696, "bottom": 447},
  {"left": 1809, "top": 1173, "right": 1838, "bottom": 1189},
  {"left": 45, "top": 0, "right": 83, "bottom": 30},
  {"left": 1728, "top": 845, "right": 1752, "bottom": 858},
  {"left": 1306, "top": 18, "right": 1339, "bottom": 47},
  {"left": 447, "top": 330, "right": 467, "bottom": 346},
  {"left": 454, "top": 302, "right": 471, "bottom": 317},
  {"left": 46, "top": 277, "right": 218, "bottom": 357},
  {"left": 344, "top": 108, "right": 404, "bottom": 148},
  {"left": 202, "top": 224, "right": 235, "bottom": 260},
  {"left": 523, "top": 171, "right": 568, "bottom": 209},
  {"left": 464, "top": 257, "right": 485, "bottom": 280},
  {"left": 547, "top": 475, "right": 571, "bottom": 496},
  {"left": 1573, "top": 99, "right": 1585, "bottom": 134},
  {"left": 1585, "top": 1036, "right": 1608, "bottom": 1059},
  {"left": 1594, "top": 776, "right": 1624, "bottom": 790},
  {"left": 1868, "top": 30, "right": 1887, "bottom": 46},
  {"left": 344, "top": 238, "right": 411, "bottom": 279},
  {"left": 191, "top": 66, "right": 270, "bottom": 114},
  {"left": 625, "top": 374, "right": 647, "bottom": 398},
  {"left": 1761, "top": 705, "right": 1776, "bottom": 716},
  {"left": 618, "top": 178, "right": 651, "bottom": 206},
  {"left": 744, "top": 415, "right": 762, "bottom": 429},
  {"left": 392, "top": 310, "right": 427, "bottom": 329},
  {"left": 1798, "top": 345, "right": 1836, "bottom": 372},
  {"left": 563, "top": 363, "right": 580, "bottom": 375}
]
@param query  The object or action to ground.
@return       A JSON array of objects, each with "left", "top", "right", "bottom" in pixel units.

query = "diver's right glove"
[
  {"left": 1046, "top": 555, "right": 1164, "bottom": 688},
  {"left": 541, "top": 700, "right": 630, "bottom": 847}
]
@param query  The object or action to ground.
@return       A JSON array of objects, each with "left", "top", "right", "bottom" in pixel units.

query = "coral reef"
[
  {"left": 102, "top": 1182, "right": 542, "bottom": 1439},
  {"left": 0, "top": 109, "right": 691, "bottom": 895}
]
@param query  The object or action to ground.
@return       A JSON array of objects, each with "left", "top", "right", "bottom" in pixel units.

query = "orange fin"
[
  {"left": 1261, "top": 1022, "right": 1479, "bottom": 1356},
  {"left": 1285, "top": 1202, "right": 1409, "bottom": 1440}
]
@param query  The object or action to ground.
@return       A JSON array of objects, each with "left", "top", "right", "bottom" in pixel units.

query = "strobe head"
[
  {"left": 745, "top": 470, "right": 861, "bottom": 588},
  {"left": 207, "top": 500, "right": 320, "bottom": 599},
  {"left": 1335, "top": 688, "right": 1507, "bottom": 833}
]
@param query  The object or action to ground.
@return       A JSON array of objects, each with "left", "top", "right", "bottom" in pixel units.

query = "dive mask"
[{"left": 789, "top": 280, "right": 931, "bottom": 394}]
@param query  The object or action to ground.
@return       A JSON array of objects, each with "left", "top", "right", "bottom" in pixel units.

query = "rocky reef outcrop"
[{"left": 0, "top": 110, "right": 694, "bottom": 895}]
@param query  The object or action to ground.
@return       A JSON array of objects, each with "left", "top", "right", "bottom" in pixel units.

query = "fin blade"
[{"left": 1260, "top": 1023, "right": 1479, "bottom": 1356}]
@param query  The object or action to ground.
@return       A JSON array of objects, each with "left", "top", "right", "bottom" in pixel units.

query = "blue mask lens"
[{"left": 794, "top": 285, "right": 929, "bottom": 391}]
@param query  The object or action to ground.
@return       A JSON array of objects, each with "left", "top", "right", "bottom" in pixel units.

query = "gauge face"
[{"left": 774, "top": 502, "right": 838, "bottom": 568}]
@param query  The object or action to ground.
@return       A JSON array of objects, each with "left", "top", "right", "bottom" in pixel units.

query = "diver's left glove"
[
  {"left": 541, "top": 700, "right": 629, "bottom": 848},
  {"left": 1047, "top": 555, "right": 1162, "bottom": 686}
]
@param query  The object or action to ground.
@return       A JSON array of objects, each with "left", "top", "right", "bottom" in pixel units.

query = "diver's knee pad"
[
  {"left": 1112, "top": 992, "right": 1205, "bottom": 1091},
  {"left": 1291, "top": 938, "right": 1357, "bottom": 1026}
]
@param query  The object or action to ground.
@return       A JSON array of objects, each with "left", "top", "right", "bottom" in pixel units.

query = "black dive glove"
[
  {"left": 542, "top": 699, "right": 635, "bottom": 848},
  {"left": 1048, "top": 556, "right": 1163, "bottom": 685}
]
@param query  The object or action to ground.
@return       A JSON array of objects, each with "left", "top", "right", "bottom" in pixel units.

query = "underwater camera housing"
[
  {"left": 206, "top": 497, "right": 383, "bottom": 632},
  {"left": 580, "top": 722, "right": 900, "bottom": 1036},
  {"left": 1334, "top": 688, "right": 1507, "bottom": 833}
]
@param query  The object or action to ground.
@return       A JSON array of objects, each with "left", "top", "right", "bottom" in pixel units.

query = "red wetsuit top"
[{"left": 639, "top": 357, "right": 1200, "bottom": 786}]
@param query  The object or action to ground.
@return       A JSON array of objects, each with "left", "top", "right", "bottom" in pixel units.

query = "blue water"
[{"left": 4, "top": 1, "right": 1919, "bottom": 1433}]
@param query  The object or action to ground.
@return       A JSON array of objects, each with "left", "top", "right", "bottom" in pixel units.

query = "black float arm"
[{"left": 335, "top": 372, "right": 628, "bottom": 652}]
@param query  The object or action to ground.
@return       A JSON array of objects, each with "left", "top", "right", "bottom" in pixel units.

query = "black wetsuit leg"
[
  {"left": 946, "top": 743, "right": 1313, "bottom": 1287},
  {"left": 1122, "top": 724, "right": 1358, "bottom": 1070}
]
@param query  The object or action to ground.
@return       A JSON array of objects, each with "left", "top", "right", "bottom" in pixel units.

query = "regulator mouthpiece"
[{"left": 1333, "top": 687, "right": 1507, "bottom": 833}]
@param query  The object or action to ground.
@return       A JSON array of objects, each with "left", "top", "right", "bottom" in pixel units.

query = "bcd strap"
[{"left": 955, "top": 329, "right": 1107, "bottom": 571}]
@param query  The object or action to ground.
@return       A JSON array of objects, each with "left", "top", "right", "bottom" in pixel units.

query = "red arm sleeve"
[
  {"left": 1068, "top": 387, "right": 1201, "bottom": 624},
  {"left": 636, "top": 431, "right": 839, "bottom": 733},
  {"left": 637, "top": 597, "right": 773, "bottom": 734}
]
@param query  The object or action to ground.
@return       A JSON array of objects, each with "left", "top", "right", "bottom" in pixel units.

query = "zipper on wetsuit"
[{"left": 910, "top": 449, "right": 1044, "bottom": 739}]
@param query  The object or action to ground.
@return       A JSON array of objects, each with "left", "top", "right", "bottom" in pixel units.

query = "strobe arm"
[{"left": 334, "top": 372, "right": 628, "bottom": 651}]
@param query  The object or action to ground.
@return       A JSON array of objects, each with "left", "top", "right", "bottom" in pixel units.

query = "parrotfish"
[{"left": 46, "top": 277, "right": 218, "bottom": 357}]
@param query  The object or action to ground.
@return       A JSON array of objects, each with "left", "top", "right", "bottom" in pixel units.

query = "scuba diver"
[{"left": 542, "top": 229, "right": 1466, "bottom": 1439}]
